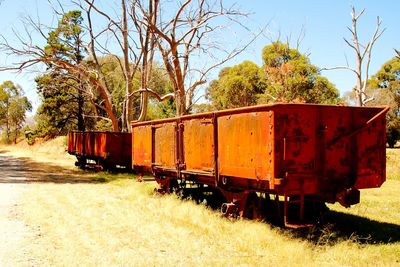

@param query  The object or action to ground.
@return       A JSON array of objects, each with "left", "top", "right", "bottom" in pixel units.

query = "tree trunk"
[{"left": 77, "top": 76, "right": 85, "bottom": 131}]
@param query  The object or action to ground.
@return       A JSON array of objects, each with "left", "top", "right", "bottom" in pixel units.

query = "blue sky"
[
  {"left": 231, "top": 1, "right": 399, "bottom": 95},
  {"left": 0, "top": 0, "right": 399, "bottom": 113}
]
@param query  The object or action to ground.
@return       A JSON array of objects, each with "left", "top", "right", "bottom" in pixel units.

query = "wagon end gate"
[{"left": 332, "top": 106, "right": 389, "bottom": 191}]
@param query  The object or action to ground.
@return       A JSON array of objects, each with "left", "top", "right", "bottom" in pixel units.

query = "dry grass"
[
  {"left": 0, "top": 136, "right": 75, "bottom": 168},
  {"left": 17, "top": 179, "right": 400, "bottom": 266},
  {"left": 2, "top": 137, "right": 400, "bottom": 266},
  {"left": 387, "top": 148, "right": 400, "bottom": 181}
]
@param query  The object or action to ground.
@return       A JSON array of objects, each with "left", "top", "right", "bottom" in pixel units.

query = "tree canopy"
[
  {"left": 367, "top": 57, "right": 400, "bottom": 147},
  {"left": 207, "top": 42, "right": 340, "bottom": 109},
  {"left": 35, "top": 10, "right": 88, "bottom": 136},
  {"left": 206, "top": 61, "right": 266, "bottom": 110},
  {"left": 0, "top": 81, "right": 32, "bottom": 144},
  {"left": 260, "top": 42, "right": 339, "bottom": 104}
]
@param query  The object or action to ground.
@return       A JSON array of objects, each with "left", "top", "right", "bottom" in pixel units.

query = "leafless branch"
[{"left": 324, "top": 6, "right": 384, "bottom": 106}]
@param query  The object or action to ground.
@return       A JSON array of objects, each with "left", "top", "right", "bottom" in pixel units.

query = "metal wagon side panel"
[
  {"left": 153, "top": 122, "right": 177, "bottom": 171},
  {"left": 181, "top": 115, "right": 215, "bottom": 175},
  {"left": 67, "top": 131, "right": 76, "bottom": 154},
  {"left": 74, "top": 132, "right": 84, "bottom": 155},
  {"left": 93, "top": 132, "right": 106, "bottom": 158},
  {"left": 318, "top": 106, "right": 387, "bottom": 192},
  {"left": 104, "top": 132, "right": 132, "bottom": 166},
  {"left": 351, "top": 107, "right": 387, "bottom": 189},
  {"left": 273, "top": 105, "right": 319, "bottom": 195},
  {"left": 217, "top": 110, "right": 275, "bottom": 187},
  {"left": 132, "top": 125, "right": 153, "bottom": 168}
]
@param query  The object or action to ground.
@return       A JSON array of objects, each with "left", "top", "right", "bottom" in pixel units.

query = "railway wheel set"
[{"left": 68, "top": 103, "right": 388, "bottom": 228}]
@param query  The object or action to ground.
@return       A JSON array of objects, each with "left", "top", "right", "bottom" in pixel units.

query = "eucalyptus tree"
[
  {"left": 260, "top": 41, "right": 339, "bottom": 104},
  {"left": 367, "top": 57, "right": 400, "bottom": 147},
  {"left": 0, "top": 81, "right": 32, "bottom": 144},
  {"left": 206, "top": 61, "right": 265, "bottom": 109},
  {"left": 207, "top": 42, "right": 340, "bottom": 109}
]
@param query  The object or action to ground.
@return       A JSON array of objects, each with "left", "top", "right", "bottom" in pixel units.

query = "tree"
[
  {"left": 0, "top": 8, "right": 120, "bottom": 131},
  {"left": 206, "top": 61, "right": 265, "bottom": 109},
  {"left": 34, "top": 71, "right": 96, "bottom": 137},
  {"left": 77, "top": 0, "right": 175, "bottom": 129},
  {"left": 143, "top": 0, "right": 257, "bottom": 116},
  {"left": 367, "top": 57, "right": 400, "bottom": 147},
  {"left": 46, "top": 10, "right": 87, "bottom": 131},
  {"left": 207, "top": 42, "right": 340, "bottom": 109},
  {"left": 34, "top": 10, "right": 94, "bottom": 136},
  {"left": 323, "top": 6, "right": 384, "bottom": 106},
  {"left": 1, "top": 1, "right": 256, "bottom": 129},
  {"left": 0, "top": 81, "right": 32, "bottom": 144},
  {"left": 260, "top": 41, "right": 340, "bottom": 104},
  {"left": 1, "top": 2, "right": 184, "bottom": 130}
]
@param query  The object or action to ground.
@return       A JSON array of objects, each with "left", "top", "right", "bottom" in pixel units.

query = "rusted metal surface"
[
  {"left": 153, "top": 122, "right": 176, "bottom": 170},
  {"left": 67, "top": 131, "right": 84, "bottom": 155},
  {"left": 68, "top": 131, "right": 131, "bottom": 169},
  {"left": 130, "top": 104, "right": 388, "bottom": 227},
  {"left": 218, "top": 111, "right": 274, "bottom": 184},
  {"left": 181, "top": 115, "right": 215, "bottom": 174},
  {"left": 132, "top": 125, "right": 152, "bottom": 168},
  {"left": 272, "top": 105, "right": 387, "bottom": 201}
]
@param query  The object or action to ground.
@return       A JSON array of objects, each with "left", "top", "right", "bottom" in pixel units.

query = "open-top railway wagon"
[
  {"left": 131, "top": 104, "right": 388, "bottom": 227},
  {"left": 68, "top": 131, "right": 132, "bottom": 170}
]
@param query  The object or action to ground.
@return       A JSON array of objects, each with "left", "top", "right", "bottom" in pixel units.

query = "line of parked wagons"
[{"left": 68, "top": 103, "right": 388, "bottom": 227}]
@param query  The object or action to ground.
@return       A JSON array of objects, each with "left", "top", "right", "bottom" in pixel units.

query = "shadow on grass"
[
  {"left": 177, "top": 188, "right": 400, "bottom": 245},
  {"left": 287, "top": 210, "right": 400, "bottom": 245},
  {"left": 326, "top": 210, "right": 400, "bottom": 243},
  {"left": 0, "top": 154, "right": 120, "bottom": 184}
]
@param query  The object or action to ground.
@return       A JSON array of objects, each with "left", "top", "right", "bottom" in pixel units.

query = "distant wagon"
[
  {"left": 68, "top": 131, "right": 131, "bottom": 171},
  {"left": 131, "top": 104, "right": 388, "bottom": 227}
]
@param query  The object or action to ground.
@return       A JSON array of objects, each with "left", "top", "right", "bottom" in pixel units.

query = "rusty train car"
[
  {"left": 67, "top": 104, "right": 388, "bottom": 227},
  {"left": 131, "top": 104, "right": 388, "bottom": 227},
  {"left": 68, "top": 131, "right": 132, "bottom": 170}
]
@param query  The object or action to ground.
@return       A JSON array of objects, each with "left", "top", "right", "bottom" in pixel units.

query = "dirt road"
[
  {"left": 0, "top": 153, "right": 94, "bottom": 266},
  {"left": 0, "top": 154, "right": 33, "bottom": 266}
]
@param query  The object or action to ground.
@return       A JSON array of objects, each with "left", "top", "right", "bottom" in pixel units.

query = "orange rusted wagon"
[
  {"left": 68, "top": 131, "right": 132, "bottom": 170},
  {"left": 131, "top": 104, "right": 388, "bottom": 227}
]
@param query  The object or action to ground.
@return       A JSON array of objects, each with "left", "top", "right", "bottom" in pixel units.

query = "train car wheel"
[
  {"left": 76, "top": 156, "right": 86, "bottom": 169},
  {"left": 243, "top": 192, "right": 261, "bottom": 220}
]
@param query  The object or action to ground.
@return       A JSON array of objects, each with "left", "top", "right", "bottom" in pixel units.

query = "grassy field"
[
  {"left": 387, "top": 148, "right": 400, "bottom": 181},
  {"left": 1, "top": 138, "right": 400, "bottom": 266}
]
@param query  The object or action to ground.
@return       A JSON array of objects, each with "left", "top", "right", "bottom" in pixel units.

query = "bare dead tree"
[
  {"left": 1, "top": 0, "right": 261, "bottom": 131},
  {"left": 0, "top": 0, "right": 172, "bottom": 131},
  {"left": 395, "top": 48, "right": 400, "bottom": 59},
  {"left": 77, "top": 0, "right": 141, "bottom": 131},
  {"left": 75, "top": 0, "right": 174, "bottom": 129},
  {"left": 322, "top": 6, "right": 385, "bottom": 106},
  {"left": 143, "top": 0, "right": 260, "bottom": 116},
  {"left": 129, "top": 0, "right": 174, "bottom": 122}
]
